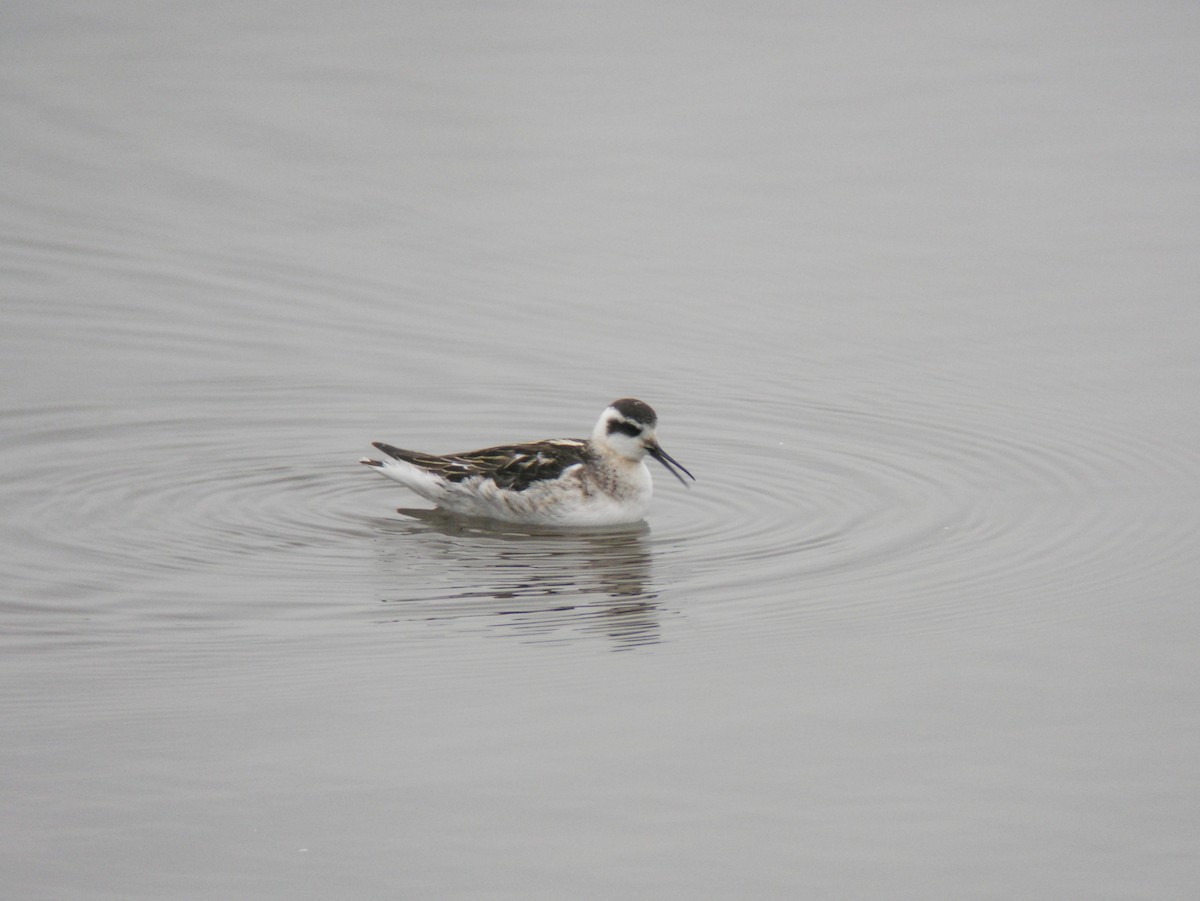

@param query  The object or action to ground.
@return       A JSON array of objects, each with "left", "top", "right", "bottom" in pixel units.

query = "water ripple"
[
  {"left": 3, "top": 357, "right": 1195, "bottom": 644},
  {"left": 646, "top": 391, "right": 1200, "bottom": 635}
]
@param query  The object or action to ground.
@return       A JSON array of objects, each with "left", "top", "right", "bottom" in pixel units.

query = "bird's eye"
[{"left": 608, "top": 420, "right": 642, "bottom": 438}]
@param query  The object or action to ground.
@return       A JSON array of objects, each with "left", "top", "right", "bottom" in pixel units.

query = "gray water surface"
[{"left": 3, "top": 3, "right": 1199, "bottom": 898}]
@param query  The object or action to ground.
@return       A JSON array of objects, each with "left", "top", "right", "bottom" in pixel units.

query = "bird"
[{"left": 360, "top": 398, "right": 693, "bottom": 526}]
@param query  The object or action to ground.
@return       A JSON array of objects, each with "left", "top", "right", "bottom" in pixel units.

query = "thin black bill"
[{"left": 648, "top": 443, "right": 695, "bottom": 487}]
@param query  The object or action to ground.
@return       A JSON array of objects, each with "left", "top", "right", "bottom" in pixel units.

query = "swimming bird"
[{"left": 360, "top": 398, "right": 693, "bottom": 526}]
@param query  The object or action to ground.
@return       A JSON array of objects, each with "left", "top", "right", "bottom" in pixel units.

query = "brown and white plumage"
[{"left": 360, "top": 398, "right": 693, "bottom": 525}]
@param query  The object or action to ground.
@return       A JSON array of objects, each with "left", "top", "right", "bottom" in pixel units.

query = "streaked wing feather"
[
  {"left": 374, "top": 439, "right": 589, "bottom": 491},
  {"left": 453, "top": 439, "right": 588, "bottom": 490}
]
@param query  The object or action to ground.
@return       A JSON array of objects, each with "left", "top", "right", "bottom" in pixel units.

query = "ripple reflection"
[{"left": 369, "top": 515, "right": 665, "bottom": 650}]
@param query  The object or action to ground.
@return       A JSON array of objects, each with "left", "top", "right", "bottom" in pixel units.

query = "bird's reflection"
[{"left": 371, "top": 508, "right": 664, "bottom": 650}]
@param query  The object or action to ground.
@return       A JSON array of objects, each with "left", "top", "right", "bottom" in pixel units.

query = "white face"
[
  {"left": 595, "top": 406, "right": 655, "bottom": 461},
  {"left": 593, "top": 398, "right": 694, "bottom": 485}
]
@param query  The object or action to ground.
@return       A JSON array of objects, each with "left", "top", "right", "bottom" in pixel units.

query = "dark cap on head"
[{"left": 609, "top": 398, "right": 657, "bottom": 426}]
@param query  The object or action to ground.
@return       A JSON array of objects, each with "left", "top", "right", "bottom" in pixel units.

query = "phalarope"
[{"left": 360, "top": 398, "right": 693, "bottom": 526}]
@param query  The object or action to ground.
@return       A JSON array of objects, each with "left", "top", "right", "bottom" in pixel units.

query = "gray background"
[{"left": 3, "top": 2, "right": 1198, "bottom": 898}]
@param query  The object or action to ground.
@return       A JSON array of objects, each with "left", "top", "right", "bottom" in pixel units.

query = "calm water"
[{"left": 3, "top": 3, "right": 1199, "bottom": 898}]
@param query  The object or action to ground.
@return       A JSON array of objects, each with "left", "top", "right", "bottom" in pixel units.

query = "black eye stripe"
[{"left": 607, "top": 420, "right": 642, "bottom": 438}]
